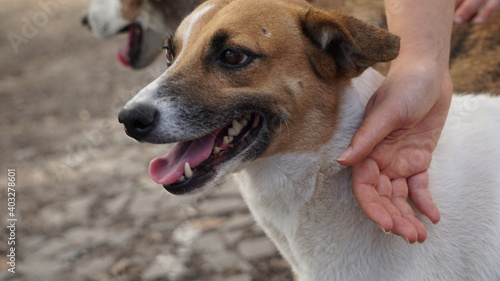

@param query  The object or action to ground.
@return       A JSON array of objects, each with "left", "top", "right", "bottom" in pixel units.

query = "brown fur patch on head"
[{"left": 121, "top": 0, "right": 145, "bottom": 21}]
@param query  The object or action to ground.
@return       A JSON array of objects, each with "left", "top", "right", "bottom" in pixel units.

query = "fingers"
[
  {"left": 352, "top": 161, "right": 428, "bottom": 242},
  {"left": 455, "top": 0, "right": 465, "bottom": 9},
  {"left": 390, "top": 179, "right": 428, "bottom": 243},
  {"left": 454, "top": 0, "right": 485, "bottom": 23},
  {"left": 379, "top": 195, "right": 418, "bottom": 242},
  {"left": 352, "top": 160, "right": 394, "bottom": 232},
  {"left": 408, "top": 172, "right": 441, "bottom": 223},
  {"left": 472, "top": 0, "right": 500, "bottom": 23},
  {"left": 376, "top": 183, "right": 425, "bottom": 243},
  {"left": 454, "top": 0, "right": 500, "bottom": 23},
  {"left": 337, "top": 105, "right": 400, "bottom": 167},
  {"left": 406, "top": 216, "right": 428, "bottom": 243}
]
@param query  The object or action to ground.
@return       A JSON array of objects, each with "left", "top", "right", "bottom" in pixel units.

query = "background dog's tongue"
[
  {"left": 149, "top": 133, "right": 218, "bottom": 185},
  {"left": 117, "top": 49, "right": 131, "bottom": 66},
  {"left": 117, "top": 31, "right": 132, "bottom": 66},
  {"left": 117, "top": 25, "right": 140, "bottom": 67}
]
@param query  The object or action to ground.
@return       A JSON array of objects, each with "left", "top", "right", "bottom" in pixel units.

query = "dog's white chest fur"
[{"left": 235, "top": 70, "right": 500, "bottom": 281}]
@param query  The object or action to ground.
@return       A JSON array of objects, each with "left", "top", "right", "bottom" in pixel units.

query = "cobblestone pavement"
[{"left": 0, "top": 1, "right": 292, "bottom": 280}]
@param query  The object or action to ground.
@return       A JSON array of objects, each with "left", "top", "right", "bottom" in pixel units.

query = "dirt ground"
[{"left": 0, "top": 1, "right": 292, "bottom": 281}]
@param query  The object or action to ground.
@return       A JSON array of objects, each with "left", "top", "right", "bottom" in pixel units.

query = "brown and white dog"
[{"left": 118, "top": 0, "right": 500, "bottom": 280}]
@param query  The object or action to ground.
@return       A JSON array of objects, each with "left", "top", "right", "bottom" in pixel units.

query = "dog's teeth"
[
  {"left": 228, "top": 128, "right": 237, "bottom": 136},
  {"left": 244, "top": 113, "right": 252, "bottom": 120},
  {"left": 213, "top": 146, "right": 222, "bottom": 154},
  {"left": 177, "top": 175, "right": 186, "bottom": 183},
  {"left": 184, "top": 162, "right": 193, "bottom": 178},
  {"left": 233, "top": 120, "right": 244, "bottom": 130},
  {"left": 223, "top": 136, "right": 233, "bottom": 144},
  {"left": 240, "top": 119, "right": 248, "bottom": 127},
  {"left": 228, "top": 120, "right": 243, "bottom": 136}
]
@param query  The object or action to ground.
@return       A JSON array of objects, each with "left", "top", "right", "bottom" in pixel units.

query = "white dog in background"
[{"left": 82, "top": 0, "right": 205, "bottom": 68}]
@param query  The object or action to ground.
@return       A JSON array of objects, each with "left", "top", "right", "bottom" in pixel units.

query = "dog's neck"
[
  {"left": 236, "top": 68, "right": 385, "bottom": 280},
  {"left": 240, "top": 67, "right": 384, "bottom": 192}
]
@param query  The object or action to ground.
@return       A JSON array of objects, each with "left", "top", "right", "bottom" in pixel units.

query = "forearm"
[{"left": 385, "top": 0, "right": 455, "bottom": 69}]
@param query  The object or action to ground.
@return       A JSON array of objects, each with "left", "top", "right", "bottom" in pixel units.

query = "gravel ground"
[{"left": 0, "top": 1, "right": 292, "bottom": 280}]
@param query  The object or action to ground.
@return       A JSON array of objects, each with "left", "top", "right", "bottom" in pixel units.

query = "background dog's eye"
[{"left": 221, "top": 50, "right": 250, "bottom": 66}]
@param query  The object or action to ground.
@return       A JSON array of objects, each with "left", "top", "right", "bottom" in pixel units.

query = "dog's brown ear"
[
  {"left": 121, "top": 0, "right": 145, "bottom": 21},
  {"left": 301, "top": 9, "right": 400, "bottom": 78}
]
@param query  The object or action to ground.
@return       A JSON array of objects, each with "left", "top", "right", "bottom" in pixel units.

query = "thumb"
[{"left": 336, "top": 101, "right": 399, "bottom": 166}]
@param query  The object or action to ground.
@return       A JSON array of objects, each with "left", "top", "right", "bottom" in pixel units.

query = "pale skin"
[{"left": 337, "top": 0, "right": 455, "bottom": 243}]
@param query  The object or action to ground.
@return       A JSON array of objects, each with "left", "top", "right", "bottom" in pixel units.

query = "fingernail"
[
  {"left": 454, "top": 16, "right": 463, "bottom": 23},
  {"left": 378, "top": 224, "right": 391, "bottom": 234},
  {"left": 406, "top": 238, "right": 416, "bottom": 245},
  {"left": 336, "top": 147, "right": 353, "bottom": 162}
]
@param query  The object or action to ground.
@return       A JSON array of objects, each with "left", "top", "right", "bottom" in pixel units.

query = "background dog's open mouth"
[
  {"left": 117, "top": 23, "right": 142, "bottom": 67},
  {"left": 149, "top": 113, "right": 263, "bottom": 195}
]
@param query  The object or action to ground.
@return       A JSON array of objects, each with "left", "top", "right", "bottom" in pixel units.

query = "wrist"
[
  {"left": 386, "top": 56, "right": 453, "bottom": 100},
  {"left": 390, "top": 53, "right": 450, "bottom": 78},
  {"left": 384, "top": 0, "right": 454, "bottom": 72},
  {"left": 393, "top": 47, "right": 450, "bottom": 70}
]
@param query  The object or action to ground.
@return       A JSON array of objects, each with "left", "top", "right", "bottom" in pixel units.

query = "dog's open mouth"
[
  {"left": 117, "top": 23, "right": 142, "bottom": 67},
  {"left": 149, "top": 113, "right": 264, "bottom": 195}
]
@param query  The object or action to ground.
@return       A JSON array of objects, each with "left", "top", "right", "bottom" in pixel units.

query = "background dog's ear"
[
  {"left": 122, "top": 0, "right": 145, "bottom": 21},
  {"left": 301, "top": 9, "right": 400, "bottom": 78}
]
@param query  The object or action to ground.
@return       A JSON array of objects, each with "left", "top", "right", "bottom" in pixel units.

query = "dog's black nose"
[
  {"left": 118, "top": 104, "right": 158, "bottom": 140},
  {"left": 81, "top": 14, "right": 90, "bottom": 28}
]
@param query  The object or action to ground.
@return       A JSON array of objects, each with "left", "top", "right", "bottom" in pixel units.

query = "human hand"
[
  {"left": 454, "top": 0, "right": 500, "bottom": 23},
  {"left": 337, "top": 59, "right": 453, "bottom": 243}
]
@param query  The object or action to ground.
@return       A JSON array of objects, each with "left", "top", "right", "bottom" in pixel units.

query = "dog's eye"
[
  {"left": 165, "top": 49, "right": 174, "bottom": 63},
  {"left": 221, "top": 50, "right": 250, "bottom": 66},
  {"left": 162, "top": 46, "right": 174, "bottom": 64}
]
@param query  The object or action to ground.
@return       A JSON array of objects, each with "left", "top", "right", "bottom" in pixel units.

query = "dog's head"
[
  {"left": 118, "top": 0, "right": 399, "bottom": 194},
  {"left": 83, "top": 0, "right": 205, "bottom": 69}
]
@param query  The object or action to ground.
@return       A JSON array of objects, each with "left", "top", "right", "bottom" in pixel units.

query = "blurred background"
[{"left": 0, "top": 1, "right": 292, "bottom": 280}]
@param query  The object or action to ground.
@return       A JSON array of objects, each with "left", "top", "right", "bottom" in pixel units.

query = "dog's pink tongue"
[{"left": 149, "top": 133, "right": 218, "bottom": 185}]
